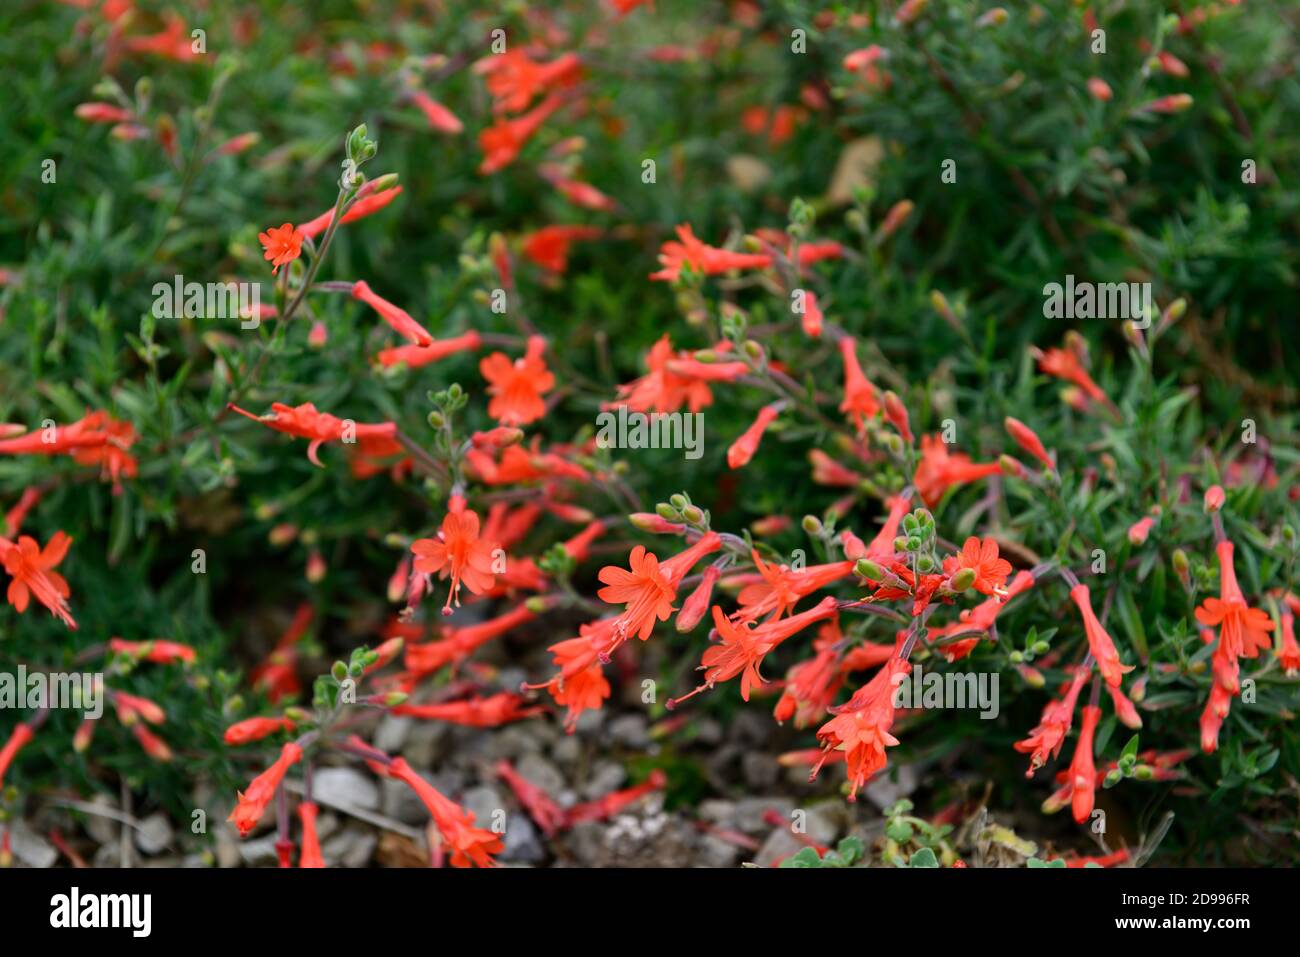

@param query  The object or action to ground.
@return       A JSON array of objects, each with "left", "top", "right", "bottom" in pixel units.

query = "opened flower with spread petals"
[
  {"left": 258, "top": 223, "right": 304, "bottom": 274},
  {"left": 0, "top": 531, "right": 76, "bottom": 629},
  {"left": 943, "top": 536, "right": 1012, "bottom": 596},
  {"left": 410, "top": 499, "right": 499, "bottom": 614},
  {"left": 480, "top": 335, "right": 555, "bottom": 426}
]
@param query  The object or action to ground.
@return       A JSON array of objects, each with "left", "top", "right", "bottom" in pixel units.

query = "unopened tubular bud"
[
  {"left": 681, "top": 505, "right": 705, "bottom": 525},
  {"left": 802, "top": 514, "right": 823, "bottom": 535},
  {"left": 656, "top": 503, "right": 680, "bottom": 521},
  {"left": 676, "top": 566, "right": 720, "bottom": 632},
  {"left": 1171, "top": 548, "right": 1191, "bottom": 586},
  {"left": 855, "top": 558, "right": 885, "bottom": 581},
  {"left": 952, "top": 567, "right": 977, "bottom": 592},
  {"left": 1203, "top": 485, "right": 1225, "bottom": 513},
  {"left": 998, "top": 454, "right": 1025, "bottom": 477}
]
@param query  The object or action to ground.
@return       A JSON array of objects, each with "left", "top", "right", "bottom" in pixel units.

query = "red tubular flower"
[
  {"left": 597, "top": 532, "right": 722, "bottom": 642},
  {"left": 1203, "top": 485, "right": 1225, "bottom": 513},
  {"left": 475, "top": 50, "right": 582, "bottom": 114},
  {"left": 685, "top": 597, "right": 839, "bottom": 703},
  {"left": 809, "top": 449, "right": 862, "bottom": 487},
  {"left": 3, "top": 487, "right": 41, "bottom": 538},
  {"left": 1086, "top": 77, "right": 1113, "bottom": 102},
  {"left": 562, "top": 519, "right": 607, "bottom": 563},
  {"left": 1014, "top": 668, "right": 1089, "bottom": 776},
  {"left": 1004, "top": 416, "right": 1054, "bottom": 470},
  {"left": 913, "top": 434, "right": 1002, "bottom": 506},
  {"left": 1106, "top": 681, "right": 1142, "bottom": 729},
  {"left": 76, "top": 102, "right": 135, "bottom": 124},
  {"left": 409, "top": 88, "right": 463, "bottom": 133},
  {"left": 1033, "top": 345, "right": 1109, "bottom": 406},
  {"left": 480, "top": 335, "right": 555, "bottom": 426},
  {"left": 351, "top": 280, "right": 435, "bottom": 346},
  {"left": 727, "top": 404, "right": 780, "bottom": 469},
  {"left": 737, "top": 554, "right": 853, "bottom": 623},
  {"left": 540, "top": 621, "right": 615, "bottom": 732},
  {"left": 1279, "top": 610, "right": 1300, "bottom": 677},
  {"left": 228, "top": 742, "right": 303, "bottom": 837},
  {"left": 649, "top": 224, "right": 772, "bottom": 281},
  {"left": 377, "top": 331, "right": 483, "bottom": 370},
  {"left": 494, "top": 760, "right": 567, "bottom": 837},
  {"left": 251, "top": 603, "right": 313, "bottom": 703},
  {"left": 386, "top": 757, "right": 502, "bottom": 867},
  {"left": 547, "top": 175, "right": 618, "bottom": 213},
  {"left": 131, "top": 724, "right": 173, "bottom": 762},
  {"left": 297, "top": 182, "right": 404, "bottom": 241},
  {"left": 775, "top": 621, "right": 848, "bottom": 726},
  {"left": 392, "top": 692, "right": 542, "bottom": 727},
  {"left": 0, "top": 531, "right": 76, "bottom": 629},
  {"left": 663, "top": 357, "right": 750, "bottom": 382},
  {"left": 838, "top": 337, "right": 880, "bottom": 429},
  {"left": 1066, "top": 704, "right": 1102, "bottom": 824},
  {"left": 113, "top": 691, "right": 165, "bottom": 725},
  {"left": 405, "top": 602, "right": 536, "bottom": 674},
  {"left": 298, "top": 801, "right": 325, "bottom": 868},
  {"left": 812, "top": 656, "right": 911, "bottom": 800},
  {"left": 108, "top": 637, "right": 196, "bottom": 664},
  {"left": 564, "top": 770, "right": 668, "bottom": 825},
  {"left": 607, "top": 335, "right": 720, "bottom": 413},
  {"left": 258, "top": 223, "right": 304, "bottom": 274},
  {"left": 478, "top": 93, "right": 566, "bottom": 175},
  {"left": 800, "top": 291, "right": 824, "bottom": 337},
  {"left": 1138, "top": 93, "right": 1193, "bottom": 114},
  {"left": 227, "top": 402, "right": 398, "bottom": 467},
  {"left": 942, "top": 536, "right": 1012, "bottom": 596},
  {"left": 1070, "top": 584, "right": 1133, "bottom": 687},
  {"left": 883, "top": 391, "right": 912, "bottom": 444},
  {"left": 0, "top": 723, "right": 35, "bottom": 788},
  {"left": 410, "top": 502, "right": 499, "bottom": 614},
  {"left": 676, "top": 565, "right": 720, "bottom": 632},
  {"left": 522, "top": 225, "right": 603, "bottom": 273},
  {"left": 223, "top": 716, "right": 296, "bottom": 746},
  {"left": 1127, "top": 516, "right": 1155, "bottom": 545}
]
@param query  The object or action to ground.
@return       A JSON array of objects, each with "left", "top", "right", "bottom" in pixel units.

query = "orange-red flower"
[
  {"left": 1196, "top": 541, "right": 1273, "bottom": 672},
  {"left": 352, "top": 280, "right": 435, "bottom": 346},
  {"left": 0, "top": 723, "right": 35, "bottom": 789},
  {"left": 812, "top": 655, "right": 911, "bottom": 800},
  {"left": 1065, "top": 704, "right": 1102, "bottom": 823},
  {"left": 227, "top": 401, "right": 398, "bottom": 467},
  {"left": 298, "top": 801, "right": 325, "bottom": 868},
  {"left": 735, "top": 553, "right": 854, "bottom": 623},
  {"left": 386, "top": 757, "right": 502, "bottom": 867},
  {"left": 522, "top": 225, "right": 603, "bottom": 273},
  {"left": 1004, "top": 417, "right": 1054, "bottom": 470},
  {"left": 597, "top": 532, "right": 722, "bottom": 642},
  {"left": 0, "top": 531, "right": 76, "bottom": 629},
  {"left": 258, "top": 223, "right": 304, "bottom": 274},
  {"left": 914, "top": 433, "right": 1002, "bottom": 506},
  {"left": 649, "top": 224, "right": 772, "bottom": 282},
  {"left": 727, "top": 404, "right": 780, "bottom": 469},
  {"left": 475, "top": 50, "right": 582, "bottom": 114},
  {"left": 480, "top": 335, "right": 555, "bottom": 426},
  {"left": 297, "top": 181, "right": 404, "bottom": 241},
  {"left": 228, "top": 741, "right": 303, "bottom": 837},
  {"left": 1033, "top": 345, "right": 1108, "bottom": 406},
  {"left": 377, "top": 331, "right": 483, "bottom": 370},
  {"left": 108, "top": 637, "right": 196, "bottom": 665},
  {"left": 943, "top": 536, "right": 1012, "bottom": 596},
  {"left": 478, "top": 94, "right": 566, "bottom": 175},
  {"left": 606, "top": 335, "right": 722, "bottom": 413},
  {"left": 1070, "top": 583, "right": 1133, "bottom": 687},
  {"left": 410, "top": 500, "right": 499, "bottom": 614},
  {"left": 409, "top": 88, "right": 463, "bottom": 134},
  {"left": 1279, "top": 610, "right": 1300, "bottom": 678},
  {"left": 692, "top": 597, "right": 838, "bottom": 701},
  {"left": 1014, "top": 667, "right": 1088, "bottom": 776},
  {"left": 223, "top": 716, "right": 296, "bottom": 746},
  {"left": 392, "top": 692, "right": 542, "bottom": 726},
  {"left": 541, "top": 620, "right": 616, "bottom": 732}
]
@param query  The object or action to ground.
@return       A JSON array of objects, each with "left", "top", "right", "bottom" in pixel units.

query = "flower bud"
[
  {"left": 855, "top": 558, "right": 885, "bottom": 581},
  {"left": 951, "top": 567, "right": 977, "bottom": 592},
  {"left": 1203, "top": 485, "right": 1225, "bottom": 513}
]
